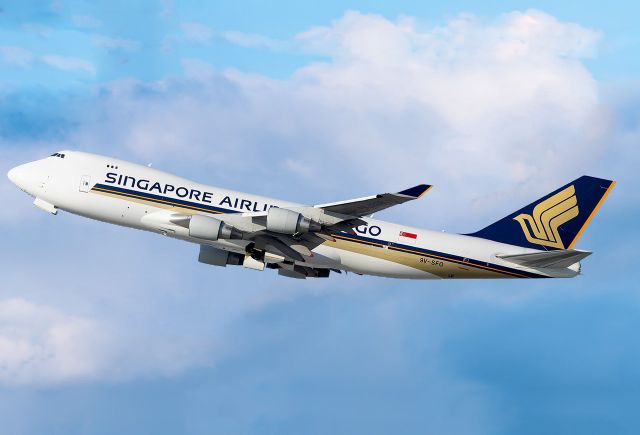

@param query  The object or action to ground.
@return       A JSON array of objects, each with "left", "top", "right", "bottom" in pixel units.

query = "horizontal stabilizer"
[{"left": 497, "top": 249, "right": 592, "bottom": 269}]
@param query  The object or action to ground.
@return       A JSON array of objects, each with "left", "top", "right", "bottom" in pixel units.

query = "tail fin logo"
[{"left": 513, "top": 185, "right": 579, "bottom": 249}]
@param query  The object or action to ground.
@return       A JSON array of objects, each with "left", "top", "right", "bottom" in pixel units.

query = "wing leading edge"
[{"left": 314, "top": 184, "right": 432, "bottom": 217}]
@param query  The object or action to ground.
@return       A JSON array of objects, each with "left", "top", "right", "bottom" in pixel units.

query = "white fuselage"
[{"left": 8, "top": 151, "right": 572, "bottom": 279}]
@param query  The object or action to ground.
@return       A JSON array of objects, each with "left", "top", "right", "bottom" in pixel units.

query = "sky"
[{"left": 0, "top": 1, "right": 639, "bottom": 434}]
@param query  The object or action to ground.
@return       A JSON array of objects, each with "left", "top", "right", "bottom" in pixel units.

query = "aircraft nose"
[
  {"left": 7, "top": 165, "right": 23, "bottom": 186},
  {"left": 7, "top": 163, "right": 41, "bottom": 194}
]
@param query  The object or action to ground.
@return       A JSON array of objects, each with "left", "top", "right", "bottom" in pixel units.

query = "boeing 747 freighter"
[{"left": 8, "top": 151, "right": 615, "bottom": 279}]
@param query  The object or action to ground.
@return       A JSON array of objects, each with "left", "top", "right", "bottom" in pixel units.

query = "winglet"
[{"left": 397, "top": 184, "right": 432, "bottom": 198}]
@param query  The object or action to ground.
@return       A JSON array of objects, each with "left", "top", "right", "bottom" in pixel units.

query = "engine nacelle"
[
  {"left": 266, "top": 207, "right": 321, "bottom": 234},
  {"left": 188, "top": 215, "right": 242, "bottom": 240},
  {"left": 198, "top": 245, "right": 244, "bottom": 267}
]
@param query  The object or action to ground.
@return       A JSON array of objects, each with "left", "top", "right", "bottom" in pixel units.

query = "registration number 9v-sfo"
[{"left": 420, "top": 257, "right": 443, "bottom": 267}]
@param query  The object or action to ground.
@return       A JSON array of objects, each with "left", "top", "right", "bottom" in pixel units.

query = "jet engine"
[
  {"left": 187, "top": 215, "right": 242, "bottom": 240},
  {"left": 198, "top": 245, "right": 244, "bottom": 267},
  {"left": 266, "top": 207, "right": 321, "bottom": 234}
]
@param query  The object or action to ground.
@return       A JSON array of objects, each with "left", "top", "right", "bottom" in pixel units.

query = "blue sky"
[{"left": 1, "top": 1, "right": 639, "bottom": 434}]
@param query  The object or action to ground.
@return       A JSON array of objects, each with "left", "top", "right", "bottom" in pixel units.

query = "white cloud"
[
  {"left": 0, "top": 297, "right": 211, "bottom": 385},
  {"left": 71, "top": 15, "right": 102, "bottom": 28},
  {"left": 77, "top": 10, "right": 610, "bottom": 229},
  {"left": 1, "top": 47, "right": 100, "bottom": 75},
  {"left": 42, "top": 54, "right": 96, "bottom": 74},
  {"left": 1, "top": 47, "right": 99, "bottom": 75},
  {"left": 181, "top": 21, "right": 214, "bottom": 43},
  {"left": 0, "top": 298, "right": 101, "bottom": 384},
  {"left": 91, "top": 34, "right": 140, "bottom": 52},
  {"left": 222, "top": 31, "right": 289, "bottom": 51},
  {"left": 284, "top": 158, "right": 316, "bottom": 179},
  {"left": 160, "top": 0, "right": 173, "bottom": 18},
  {"left": 295, "top": 10, "right": 600, "bottom": 61},
  {"left": 286, "top": 10, "right": 604, "bottom": 191},
  {"left": 0, "top": 46, "right": 34, "bottom": 66},
  {"left": 3, "top": 9, "right": 633, "bottom": 389},
  {"left": 181, "top": 57, "right": 216, "bottom": 80},
  {"left": 21, "top": 23, "right": 52, "bottom": 38}
]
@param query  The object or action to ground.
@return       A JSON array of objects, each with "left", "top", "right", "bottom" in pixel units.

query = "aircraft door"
[{"left": 79, "top": 175, "right": 91, "bottom": 193}]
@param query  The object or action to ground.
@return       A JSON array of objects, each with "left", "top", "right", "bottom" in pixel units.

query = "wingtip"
[{"left": 398, "top": 184, "right": 432, "bottom": 198}]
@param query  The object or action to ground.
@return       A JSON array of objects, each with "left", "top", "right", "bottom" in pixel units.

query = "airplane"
[{"left": 7, "top": 150, "right": 615, "bottom": 280}]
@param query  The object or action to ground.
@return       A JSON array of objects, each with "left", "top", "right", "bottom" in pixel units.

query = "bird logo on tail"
[{"left": 513, "top": 185, "right": 579, "bottom": 249}]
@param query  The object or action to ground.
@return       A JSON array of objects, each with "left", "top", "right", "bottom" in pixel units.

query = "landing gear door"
[{"left": 79, "top": 175, "right": 91, "bottom": 193}]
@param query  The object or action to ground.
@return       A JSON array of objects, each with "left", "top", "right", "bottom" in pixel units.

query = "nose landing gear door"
[{"left": 79, "top": 175, "right": 91, "bottom": 193}]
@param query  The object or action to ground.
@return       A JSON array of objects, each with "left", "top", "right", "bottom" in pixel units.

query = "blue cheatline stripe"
[
  {"left": 332, "top": 232, "right": 547, "bottom": 278},
  {"left": 92, "top": 183, "right": 544, "bottom": 278},
  {"left": 92, "top": 183, "right": 237, "bottom": 215}
]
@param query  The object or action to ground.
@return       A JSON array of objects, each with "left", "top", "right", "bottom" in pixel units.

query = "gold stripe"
[
  {"left": 389, "top": 245, "right": 527, "bottom": 278},
  {"left": 333, "top": 233, "right": 384, "bottom": 247},
  {"left": 92, "top": 186, "right": 223, "bottom": 214},
  {"left": 417, "top": 185, "right": 433, "bottom": 198},
  {"left": 333, "top": 233, "right": 529, "bottom": 278},
  {"left": 568, "top": 180, "right": 616, "bottom": 249}
]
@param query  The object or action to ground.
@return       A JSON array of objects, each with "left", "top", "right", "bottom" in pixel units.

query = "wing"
[
  {"left": 314, "top": 184, "right": 432, "bottom": 217},
  {"left": 147, "top": 183, "right": 431, "bottom": 270},
  {"left": 246, "top": 184, "right": 431, "bottom": 262}
]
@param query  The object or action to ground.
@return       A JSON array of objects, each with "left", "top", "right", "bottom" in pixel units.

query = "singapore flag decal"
[{"left": 399, "top": 231, "right": 417, "bottom": 240}]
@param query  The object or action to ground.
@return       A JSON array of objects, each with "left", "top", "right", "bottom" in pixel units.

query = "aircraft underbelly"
[
  {"left": 323, "top": 237, "right": 514, "bottom": 279},
  {"left": 337, "top": 248, "right": 437, "bottom": 279}
]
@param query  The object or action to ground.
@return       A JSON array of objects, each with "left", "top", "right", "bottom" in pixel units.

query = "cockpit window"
[{"left": 50, "top": 153, "right": 65, "bottom": 159}]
